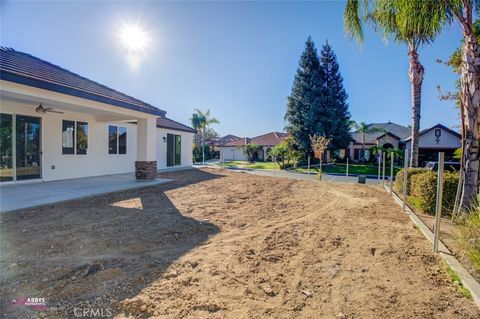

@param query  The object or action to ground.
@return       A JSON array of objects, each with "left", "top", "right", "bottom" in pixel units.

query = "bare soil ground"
[
  {"left": 414, "top": 211, "right": 480, "bottom": 283},
  {"left": 1, "top": 168, "right": 479, "bottom": 318}
]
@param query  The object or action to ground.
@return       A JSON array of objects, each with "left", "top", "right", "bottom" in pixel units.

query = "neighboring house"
[
  {"left": 207, "top": 134, "right": 241, "bottom": 149},
  {"left": 219, "top": 132, "right": 288, "bottom": 161},
  {"left": 403, "top": 124, "right": 461, "bottom": 165},
  {"left": 205, "top": 134, "right": 241, "bottom": 159},
  {"left": 347, "top": 122, "right": 411, "bottom": 161},
  {"left": 0, "top": 48, "right": 194, "bottom": 183},
  {"left": 344, "top": 121, "right": 461, "bottom": 166}
]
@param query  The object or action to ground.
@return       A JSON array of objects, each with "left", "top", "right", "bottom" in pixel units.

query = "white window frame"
[
  {"left": 62, "top": 120, "right": 88, "bottom": 155},
  {"left": 108, "top": 125, "right": 127, "bottom": 155}
]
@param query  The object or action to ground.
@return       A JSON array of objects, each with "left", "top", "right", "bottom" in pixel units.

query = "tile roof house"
[
  {"left": 219, "top": 132, "right": 288, "bottom": 161},
  {"left": 0, "top": 47, "right": 194, "bottom": 183},
  {"left": 206, "top": 134, "right": 240, "bottom": 148},
  {"left": 344, "top": 121, "right": 460, "bottom": 165}
]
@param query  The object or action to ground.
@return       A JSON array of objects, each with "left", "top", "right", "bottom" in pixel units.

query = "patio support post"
[{"left": 136, "top": 117, "right": 157, "bottom": 180}]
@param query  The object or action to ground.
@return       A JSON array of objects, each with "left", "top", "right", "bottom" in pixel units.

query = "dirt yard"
[{"left": 1, "top": 168, "right": 478, "bottom": 318}]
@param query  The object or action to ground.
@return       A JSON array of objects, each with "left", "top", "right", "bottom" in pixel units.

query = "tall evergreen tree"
[
  {"left": 285, "top": 37, "right": 323, "bottom": 156},
  {"left": 317, "top": 42, "right": 351, "bottom": 150}
]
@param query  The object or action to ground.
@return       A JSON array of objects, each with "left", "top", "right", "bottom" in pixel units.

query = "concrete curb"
[{"left": 384, "top": 184, "right": 480, "bottom": 308}]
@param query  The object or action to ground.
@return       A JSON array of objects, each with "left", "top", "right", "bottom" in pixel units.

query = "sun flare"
[{"left": 119, "top": 23, "right": 149, "bottom": 52}]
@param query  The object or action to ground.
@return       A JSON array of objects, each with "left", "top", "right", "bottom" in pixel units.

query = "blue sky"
[{"left": 1, "top": 1, "right": 461, "bottom": 137}]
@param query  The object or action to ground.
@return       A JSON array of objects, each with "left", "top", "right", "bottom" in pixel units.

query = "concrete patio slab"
[{"left": 0, "top": 173, "right": 171, "bottom": 213}]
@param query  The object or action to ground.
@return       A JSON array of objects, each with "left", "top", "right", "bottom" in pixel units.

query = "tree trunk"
[
  {"left": 408, "top": 48, "right": 424, "bottom": 168},
  {"left": 201, "top": 129, "right": 205, "bottom": 165},
  {"left": 460, "top": 33, "right": 480, "bottom": 210},
  {"left": 318, "top": 157, "right": 323, "bottom": 180}
]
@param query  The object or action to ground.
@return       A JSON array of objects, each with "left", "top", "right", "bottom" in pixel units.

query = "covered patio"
[{"left": 0, "top": 173, "right": 171, "bottom": 213}]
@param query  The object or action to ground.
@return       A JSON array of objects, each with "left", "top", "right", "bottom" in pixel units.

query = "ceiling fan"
[{"left": 35, "top": 104, "right": 64, "bottom": 114}]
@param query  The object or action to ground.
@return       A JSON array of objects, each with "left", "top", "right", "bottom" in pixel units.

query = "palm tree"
[
  {"left": 344, "top": 0, "right": 448, "bottom": 167},
  {"left": 438, "top": 1, "right": 480, "bottom": 210},
  {"left": 353, "top": 121, "right": 385, "bottom": 161},
  {"left": 190, "top": 109, "right": 219, "bottom": 164},
  {"left": 190, "top": 113, "right": 202, "bottom": 146},
  {"left": 244, "top": 143, "right": 261, "bottom": 162}
]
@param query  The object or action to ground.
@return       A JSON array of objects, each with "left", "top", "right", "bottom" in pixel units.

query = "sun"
[{"left": 119, "top": 23, "right": 149, "bottom": 52}]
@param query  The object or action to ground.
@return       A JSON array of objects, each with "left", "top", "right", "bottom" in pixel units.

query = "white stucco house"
[
  {"left": 343, "top": 122, "right": 461, "bottom": 166},
  {"left": 0, "top": 47, "right": 194, "bottom": 184},
  {"left": 403, "top": 123, "right": 461, "bottom": 165}
]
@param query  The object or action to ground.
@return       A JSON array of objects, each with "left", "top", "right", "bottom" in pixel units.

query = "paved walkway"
[{"left": 0, "top": 173, "right": 171, "bottom": 213}]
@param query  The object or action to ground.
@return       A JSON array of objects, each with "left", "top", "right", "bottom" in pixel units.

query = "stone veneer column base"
[{"left": 135, "top": 161, "right": 157, "bottom": 180}]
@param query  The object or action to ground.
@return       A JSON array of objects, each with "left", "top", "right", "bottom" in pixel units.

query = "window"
[
  {"left": 175, "top": 134, "right": 181, "bottom": 166},
  {"left": 119, "top": 127, "right": 127, "bottom": 154},
  {"left": 435, "top": 128, "right": 442, "bottom": 137},
  {"left": 76, "top": 122, "right": 88, "bottom": 155},
  {"left": 108, "top": 125, "right": 127, "bottom": 155},
  {"left": 62, "top": 120, "right": 88, "bottom": 155},
  {"left": 166, "top": 133, "right": 174, "bottom": 167},
  {"left": 108, "top": 126, "right": 117, "bottom": 154},
  {"left": 166, "top": 133, "right": 181, "bottom": 167},
  {"left": 62, "top": 120, "right": 75, "bottom": 155}
]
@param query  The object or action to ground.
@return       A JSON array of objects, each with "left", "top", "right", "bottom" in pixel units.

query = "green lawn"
[
  {"left": 291, "top": 163, "right": 401, "bottom": 176},
  {"left": 215, "top": 161, "right": 280, "bottom": 170},
  {"left": 215, "top": 161, "right": 400, "bottom": 176}
]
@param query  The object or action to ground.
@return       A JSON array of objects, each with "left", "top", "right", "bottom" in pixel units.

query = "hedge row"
[
  {"left": 394, "top": 168, "right": 459, "bottom": 216},
  {"left": 393, "top": 168, "right": 426, "bottom": 194}
]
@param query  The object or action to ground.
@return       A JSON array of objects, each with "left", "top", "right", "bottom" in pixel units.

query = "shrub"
[
  {"left": 193, "top": 144, "right": 212, "bottom": 162},
  {"left": 456, "top": 208, "right": 480, "bottom": 272},
  {"left": 410, "top": 171, "right": 459, "bottom": 215},
  {"left": 393, "top": 168, "right": 426, "bottom": 195}
]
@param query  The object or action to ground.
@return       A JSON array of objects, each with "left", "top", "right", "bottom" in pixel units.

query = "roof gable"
[
  {"left": 0, "top": 47, "right": 165, "bottom": 117},
  {"left": 402, "top": 124, "right": 461, "bottom": 142}
]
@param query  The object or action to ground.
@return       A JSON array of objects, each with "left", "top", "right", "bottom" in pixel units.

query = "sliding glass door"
[
  {"left": 166, "top": 133, "right": 181, "bottom": 167},
  {"left": 0, "top": 114, "right": 13, "bottom": 182},
  {"left": 0, "top": 113, "right": 41, "bottom": 183}
]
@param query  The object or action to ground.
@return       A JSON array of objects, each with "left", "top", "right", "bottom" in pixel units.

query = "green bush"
[
  {"left": 410, "top": 171, "right": 459, "bottom": 215},
  {"left": 457, "top": 208, "right": 480, "bottom": 272},
  {"left": 393, "top": 168, "right": 426, "bottom": 195},
  {"left": 193, "top": 144, "right": 212, "bottom": 162}
]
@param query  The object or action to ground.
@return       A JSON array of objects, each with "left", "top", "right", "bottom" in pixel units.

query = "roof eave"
[
  {"left": 156, "top": 124, "right": 196, "bottom": 133},
  {"left": 1, "top": 70, "right": 166, "bottom": 117}
]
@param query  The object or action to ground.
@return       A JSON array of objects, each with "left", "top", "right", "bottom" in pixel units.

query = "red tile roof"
[
  {"left": 223, "top": 132, "right": 287, "bottom": 147},
  {"left": 251, "top": 132, "right": 288, "bottom": 146}
]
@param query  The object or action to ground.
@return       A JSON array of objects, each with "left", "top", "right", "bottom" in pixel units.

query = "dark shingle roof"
[
  {"left": 0, "top": 47, "right": 165, "bottom": 117},
  {"left": 156, "top": 117, "right": 195, "bottom": 133},
  {"left": 351, "top": 122, "right": 410, "bottom": 144}
]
